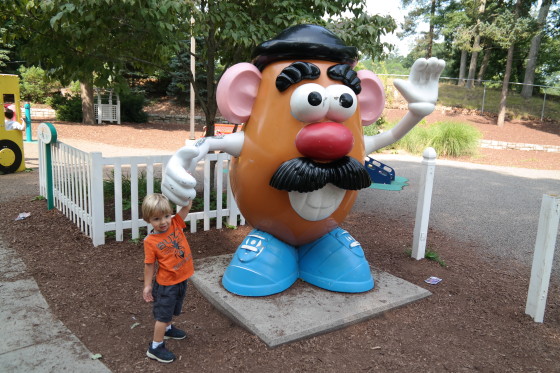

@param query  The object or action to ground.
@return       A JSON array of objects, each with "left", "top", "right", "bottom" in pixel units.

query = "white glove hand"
[
  {"left": 162, "top": 146, "right": 201, "bottom": 206},
  {"left": 394, "top": 57, "right": 445, "bottom": 117}
]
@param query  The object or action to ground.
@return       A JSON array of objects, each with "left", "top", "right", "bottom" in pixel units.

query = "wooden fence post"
[{"left": 525, "top": 194, "right": 560, "bottom": 323}]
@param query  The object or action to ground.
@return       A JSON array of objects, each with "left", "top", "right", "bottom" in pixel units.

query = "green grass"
[
  {"left": 381, "top": 79, "right": 560, "bottom": 121},
  {"left": 377, "top": 120, "right": 482, "bottom": 157},
  {"left": 405, "top": 248, "right": 447, "bottom": 267},
  {"left": 424, "top": 249, "right": 447, "bottom": 267},
  {"left": 438, "top": 83, "right": 560, "bottom": 121}
]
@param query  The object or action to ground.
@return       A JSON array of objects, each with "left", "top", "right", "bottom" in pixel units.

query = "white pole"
[
  {"left": 412, "top": 147, "right": 437, "bottom": 260},
  {"left": 90, "top": 152, "right": 105, "bottom": 246},
  {"left": 525, "top": 194, "right": 560, "bottom": 323},
  {"left": 189, "top": 16, "right": 196, "bottom": 140}
]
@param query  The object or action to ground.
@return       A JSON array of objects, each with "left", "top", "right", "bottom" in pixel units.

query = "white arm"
[
  {"left": 162, "top": 132, "right": 244, "bottom": 206},
  {"left": 364, "top": 57, "right": 445, "bottom": 154}
]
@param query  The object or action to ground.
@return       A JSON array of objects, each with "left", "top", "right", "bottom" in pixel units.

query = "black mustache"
[{"left": 270, "top": 156, "right": 372, "bottom": 193}]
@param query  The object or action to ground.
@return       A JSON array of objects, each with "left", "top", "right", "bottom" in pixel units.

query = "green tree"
[
  {"left": 521, "top": 0, "right": 555, "bottom": 98},
  {"left": 1, "top": 0, "right": 189, "bottom": 124},
  {"left": 538, "top": 7, "right": 560, "bottom": 87},
  {"left": 481, "top": 0, "right": 534, "bottom": 126},
  {"left": 2, "top": 1, "right": 396, "bottom": 131},
  {"left": 466, "top": 0, "right": 486, "bottom": 88},
  {"left": 401, "top": 0, "right": 449, "bottom": 58},
  {"left": 186, "top": 0, "right": 396, "bottom": 136},
  {"left": 18, "top": 66, "right": 62, "bottom": 103}
]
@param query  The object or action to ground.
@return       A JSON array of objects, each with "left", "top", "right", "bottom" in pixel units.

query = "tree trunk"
[
  {"left": 497, "top": 0, "right": 521, "bottom": 127},
  {"left": 466, "top": 0, "right": 486, "bottom": 89},
  {"left": 458, "top": 49, "right": 468, "bottom": 86},
  {"left": 497, "top": 44, "right": 514, "bottom": 127},
  {"left": 466, "top": 36, "right": 480, "bottom": 88},
  {"left": 476, "top": 47, "right": 491, "bottom": 85},
  {"left": 521, "top": 0, "right": 552, "bottom": 99},
  {"left": 80, "top": 81, "right": 95, "bottom": 125},
  {"left": 426, "top": 0, "right": 437, "bottom": 58}
]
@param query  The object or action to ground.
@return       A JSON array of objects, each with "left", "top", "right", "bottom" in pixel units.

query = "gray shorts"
[{"left": 152, "top": 280, "right": 188, "bottom": 323}]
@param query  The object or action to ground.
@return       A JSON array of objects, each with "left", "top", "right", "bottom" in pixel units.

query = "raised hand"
[
  {"left": 393, "top": 57, "right": 445, "bottom": 118},
  {"left": 162, "top": 146, "right": 200, "bottom": 207},
  {"left": 364, "top": 57, "right": 445, "bottom": 154}
]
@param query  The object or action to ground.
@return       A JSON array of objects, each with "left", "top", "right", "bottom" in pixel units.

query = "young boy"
[
  {"left": 4, "top": 108, "right": 25, "bottom": 131},
  {"left": 142, "top": 193, "right": 194, "bottom": 363}
]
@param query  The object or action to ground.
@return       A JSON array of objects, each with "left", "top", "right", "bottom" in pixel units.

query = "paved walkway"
[
  {"left": 356, "top": 153, "right": 560, "bottom": 277},
  {"left": 0, "top": 237, "right": 111, "bottom": 372}
]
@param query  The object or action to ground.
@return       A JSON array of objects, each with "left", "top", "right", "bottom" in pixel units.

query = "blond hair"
[{"left": 142, "top": 193, "right": 173, "bottom": 223}]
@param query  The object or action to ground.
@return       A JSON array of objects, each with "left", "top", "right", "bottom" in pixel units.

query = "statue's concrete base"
[{"left": 191, "top": 254, "right": 431, "bottom": 347}]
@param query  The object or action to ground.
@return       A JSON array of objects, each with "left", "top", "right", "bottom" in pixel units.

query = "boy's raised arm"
[{"left": 176, "top": 200, "right": 193, "bottom": 221}]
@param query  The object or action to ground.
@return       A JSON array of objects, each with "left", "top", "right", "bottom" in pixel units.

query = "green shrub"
[
  {"left": 120, "top": 91, "right": 148, "bottom": 123},
  {"left": 104, "top": 171, "right": 161, "bottom": 204},
  {"left": 47, "top": 92, "right": 83, "bottom": 122},
  {"left": 363, "top": 116, "right": 388, "bottom": 136},
  {"left": 19, "top": 66, "right": 61, "bottom": 104},
  {"left": 381, "top": 120, "right": 481, "bottom": 157},
  {"left": 429, "top": 121, "right": 481, "bottom": 157},
  {"left": 394, "top": 122, "right": 433, "bottom": 154}
]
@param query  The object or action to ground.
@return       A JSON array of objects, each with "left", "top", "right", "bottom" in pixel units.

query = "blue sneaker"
[
  {"left": 164, "top": 325, "right": 187, "bottom": 340},
  {"left": 146, "top": 341, "right": 175, "bottom": 363},
  {"left": 298, "top": 227, "right": 374, "bottom": 293},
  {"left": 222, "top": 229, "right": 298, "bottom": 296}
]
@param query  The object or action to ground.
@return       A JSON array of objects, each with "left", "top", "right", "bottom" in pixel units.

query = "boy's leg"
[
  {"left": 147, "top": 282, "right": 176, "bottom": 363},
  {"left": 164, "top": 280, "right": 188, "bottom": 340},
  {"left": 153, "top": 321, "right": 171, "bottom": 342}
]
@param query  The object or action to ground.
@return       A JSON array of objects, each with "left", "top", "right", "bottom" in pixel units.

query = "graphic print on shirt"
[{"left": 156, "top": 231, "right": 192, "bottom": 271}]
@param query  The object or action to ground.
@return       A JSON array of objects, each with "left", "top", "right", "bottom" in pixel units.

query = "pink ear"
[
  {"left": 216, "top": 63, "right": 262, "bottom": 124},
  {"left": 357, "top": 70, "right": 385, "bottom": 126}
]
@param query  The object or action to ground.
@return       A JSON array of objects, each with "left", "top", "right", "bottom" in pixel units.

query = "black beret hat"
[{"left": 251, "top": 24, "right": 358, "bottom": 71}]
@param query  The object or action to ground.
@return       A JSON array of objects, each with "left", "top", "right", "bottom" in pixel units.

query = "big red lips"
[{"left": 295, "top": 121, "right": 354, "bottom": 161}]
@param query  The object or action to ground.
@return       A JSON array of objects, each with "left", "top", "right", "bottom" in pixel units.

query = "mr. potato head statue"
[{"left": 163, "top": 24, "right": 444, "bottom": 296}]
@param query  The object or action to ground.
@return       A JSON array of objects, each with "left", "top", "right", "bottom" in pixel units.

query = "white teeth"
[{"left": 288, "top": 184, "right": 346, "bottom": 221}]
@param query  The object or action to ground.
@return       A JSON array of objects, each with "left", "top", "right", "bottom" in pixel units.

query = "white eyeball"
[
  {"left": 290, "top": 83, "right": 328, "bottom": 123},
  {"left": 326, "top": 85, "right": 357, "bottom": 122}
]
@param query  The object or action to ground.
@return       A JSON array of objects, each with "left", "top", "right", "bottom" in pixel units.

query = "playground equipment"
[
  {"left": 0, "top": 74, "right": 26, "bottom": 173},
  {"left": 365, "top": 156, "right": 409, "bottom": 191},
  {"left": 24, "top": 103, "right": 36, "bottom": 142},
  {"left": 94, "top": 88, "right": 120, "bottom": 124}
]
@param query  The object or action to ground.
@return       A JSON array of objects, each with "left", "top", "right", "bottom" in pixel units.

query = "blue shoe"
[
  {"left": 164, "top": 325, "right": 187, "bottom": 340},
  {"left": 222, "top": 229, "right": 298, "bottom": 296},
  {"left": 146, "top": 342, "right": 175, "bottom": 363},
  {"left": 298, "top": 227, "right": 374, "bottom": 293}
]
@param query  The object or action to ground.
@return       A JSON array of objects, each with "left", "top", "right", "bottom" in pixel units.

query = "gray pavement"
[
  {"left": 0, "top": 238, "right": 111, "bottom": 373},
  {"left": 357, "top": 153, "right": 560, "bottom": 277}
]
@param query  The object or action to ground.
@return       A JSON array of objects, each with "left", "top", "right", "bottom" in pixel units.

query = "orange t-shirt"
[{"left": 144, "top": 214, "right": 194, "bottom": 285}]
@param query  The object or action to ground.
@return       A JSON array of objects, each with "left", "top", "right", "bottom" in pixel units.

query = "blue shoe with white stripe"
[
  {"left": 298, "top": 227, "right": 374, "bottom": 293},
  {"left": 222, "top": 229, "right": 298, "bottom": 296}
]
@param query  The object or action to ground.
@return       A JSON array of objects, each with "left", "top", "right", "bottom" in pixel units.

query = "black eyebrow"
[
  {"left": 276, "top": 62, "right": 320, "bottom": 92},
  {"left": 327, "top": 64, "right": 361, "bottom": 94}
]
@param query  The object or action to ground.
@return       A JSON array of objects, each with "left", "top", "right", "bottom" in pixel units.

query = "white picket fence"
[{"left": 38, "top": 139, "right": 244, "bottom": 246}]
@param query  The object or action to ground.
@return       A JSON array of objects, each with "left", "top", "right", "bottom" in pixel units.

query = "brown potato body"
[{"left": 230, "top": 60, "right": 365, "bottom": 246}]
